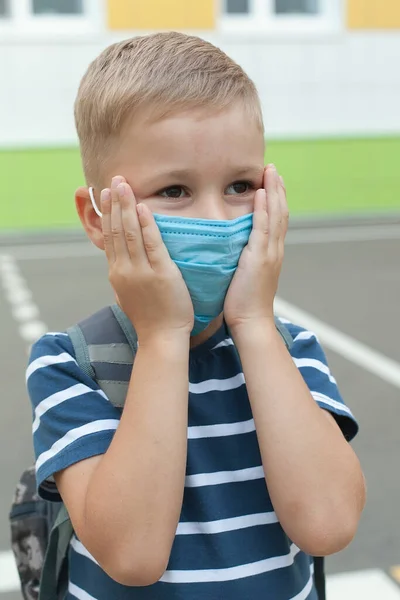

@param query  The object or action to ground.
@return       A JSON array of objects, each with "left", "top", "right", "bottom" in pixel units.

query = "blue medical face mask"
[
  {"left": 153, "top": 213, "right": 253, "bottom": 336},
  {"left": 88, "top": 188, "right": 253, "bottom": 336}
]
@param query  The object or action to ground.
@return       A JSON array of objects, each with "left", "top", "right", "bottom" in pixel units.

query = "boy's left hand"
[{"left": 224, "top": 164, "right": 288, "bottom": 333}]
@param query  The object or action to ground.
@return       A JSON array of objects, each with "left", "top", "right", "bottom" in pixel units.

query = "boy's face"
[
  {"left": 76, "top": 103, "right": 266, "bottom": 341},
  {"left": 102, "top": 103, "right": 265, "bottom": 221},
  {"left": 77, "top": 103, "right": 266, "bottom": 249}
]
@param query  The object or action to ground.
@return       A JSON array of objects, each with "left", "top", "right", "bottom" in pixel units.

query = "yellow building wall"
[
  {"left": 107, "top": 0, "right": 216, "bottom": 31},
  {"left": 348, "top": 0, "right": 400, "bottom": 29}
]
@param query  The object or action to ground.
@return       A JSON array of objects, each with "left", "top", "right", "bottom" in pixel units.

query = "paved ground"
[{"left": 1, "top": 220, "right": 400, "bottom": 598}]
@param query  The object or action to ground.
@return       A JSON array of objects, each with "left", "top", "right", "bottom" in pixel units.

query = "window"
[
  {"left": 0, "top": 0, "right": 9, "bottom": 17},
  {"left": 221, "top": 0, "right": 340, "bottom": 34},
  {"left": 0, "top": 0, "right": 102, "bottom": 35},
  {"left": 274, "top": 0, "right": 319, "bottom": 14},
  {"left": 225, "top": 0, "right": 250, "bottom": 14},
  {"left": 32, "top": 0, "right": 83, "bottom": 15}
]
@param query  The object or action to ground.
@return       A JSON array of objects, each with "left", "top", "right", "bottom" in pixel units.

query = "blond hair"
[{"left": 75, "top": 31, "right": 263, "bottom": 184}]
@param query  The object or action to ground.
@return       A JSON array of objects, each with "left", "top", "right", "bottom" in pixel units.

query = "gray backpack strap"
[
  {"left": 111, "top": 303, "right": 138, "bottom": 350},
  {"left": 39, "top": 504, "right": 72, "bottom": 600},
  {"left": 67, "top": 305, "right": 137, "bottom": 409},
  {"left": 67, "top": 323, "right": 95, "bottom": 380},
  {"left": 274, "top": 317, "right": 293, "bottom": 350}
]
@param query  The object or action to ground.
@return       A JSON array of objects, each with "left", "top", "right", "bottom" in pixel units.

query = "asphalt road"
[{"left": 1, "top": 220, "right": 400, "bottom": 598}]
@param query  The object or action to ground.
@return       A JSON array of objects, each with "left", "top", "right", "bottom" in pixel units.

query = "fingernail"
[
  {"left": 117, "top": 183, "right": 125, "bottom": 196},
  {"left": 111, "top": 176, "right": 124, "bottom": 189},
  {"left": 279, "top": 176, "right": 285, "bottom": 187},
  {"left": 136, "top": 203, "right": 144, "bottom": 215},
  {"left": 268, "top": 163, "right": 276, "bottom": 171},
  {"left": 101, "top": 188, "right": 111, "bottom": 203}
]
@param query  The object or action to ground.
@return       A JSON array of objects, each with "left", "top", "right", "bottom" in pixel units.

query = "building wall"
[
  {"left": 0, "top": 0, "right": 399, "bottom": 149},
  {"left": 347, "top": 0, "right": 400, "bottom": 29},
  {"left": 107, "top": 0, "right": 215, "bottom": 30}
]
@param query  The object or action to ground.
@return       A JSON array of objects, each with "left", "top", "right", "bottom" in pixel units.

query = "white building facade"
[{"left": 0, "top": 0, "right": 399, "bottom": 148}]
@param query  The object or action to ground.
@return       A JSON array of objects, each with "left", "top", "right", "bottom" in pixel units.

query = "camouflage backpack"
[
  {"left": 10, "top": 304, "right": 326, "bottom": 600},
  {"left": 10, "top": 467, "right": 60, "bottom": 600}
]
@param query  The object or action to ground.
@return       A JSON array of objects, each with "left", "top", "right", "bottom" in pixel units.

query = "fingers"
[
  {"left": 136, "top": 203, "right": 173, "bottom": 269},
  {"left": 101, "top": 175, "right": 172, "bottom": 273},
  {"left": 265, "top": 165, "right": 282, "bottom": 258},
  {"left": 109, "top": 176, "right": 131, "bottom": 260},
  {"left": 100, "top": 188, "right": 115, "bottom": 264},
  {"left": 249, "top": 164, "right": 288, "bottom": 259},
  {"left": 279, "top": 175, "right": 289, "bottom": 239},
  {"left": 247, "top": 188, "right": 268, "bottom": 252},
  {"left": 102, "top": 175, "right": 146, "bottom": 267},
  {"left": 118, "top": 182, "right": 148, "bottom": 264}
]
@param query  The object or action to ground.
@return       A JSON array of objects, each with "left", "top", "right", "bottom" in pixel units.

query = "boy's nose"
[{"left": 195, "top": 196, "right": 232, "bottom": 221}]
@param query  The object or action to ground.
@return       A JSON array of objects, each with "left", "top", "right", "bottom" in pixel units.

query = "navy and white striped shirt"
[{"left": 27, "top": 319, "right": 358, "bottom": 600}]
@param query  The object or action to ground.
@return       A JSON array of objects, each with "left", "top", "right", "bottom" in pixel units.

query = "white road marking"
[
  {"left": 0, "top": 254, "right": 47, "bottom": 350},
  {"left": 275, "top": 296, "right": 400, "bottom": 389},
  {"left": 0, "top": 551, "right": 20, "bottom": 593},
  {"left": 326, "top": 569, "right": 400, "bottom": 599},
  {"left": 0, "top": 222, "right": 400, "bottom": 262}
]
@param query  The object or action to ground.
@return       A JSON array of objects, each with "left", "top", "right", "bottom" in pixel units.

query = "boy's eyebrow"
[
  {"left": 147, "top": 169, "right": 193, "bottom": 187},
  {"left": 232, "top": 166, "right": 264, "bottom": 179},
  {"left": 151, "top": 166, "right": 264, "bottom": 183},
  {"left": 159, "top": 169, "right": 193, "bottom": 179}
]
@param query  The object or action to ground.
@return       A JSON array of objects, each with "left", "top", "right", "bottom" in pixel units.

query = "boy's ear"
[{"left": 75, "top": 187, "right": 104, "bottom": 251}]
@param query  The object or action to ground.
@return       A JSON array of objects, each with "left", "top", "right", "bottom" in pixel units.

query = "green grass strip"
[{"left": 0, "top": 137, "right": 399, "bottom": 230}]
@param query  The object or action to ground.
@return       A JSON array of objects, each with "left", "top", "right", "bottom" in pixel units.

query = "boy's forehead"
[{"left": 114, "top": 105, "right": 265, "bottom": 174}]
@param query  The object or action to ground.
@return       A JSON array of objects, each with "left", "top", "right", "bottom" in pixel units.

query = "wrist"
[
  {"left": 137, "top": 329, "right": 191, "bottom": 354},
  {"left": 229, "top": 317, "right": 281, "bottom": 349}
]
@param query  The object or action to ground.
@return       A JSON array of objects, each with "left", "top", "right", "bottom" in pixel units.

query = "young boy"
[{"left": 27, "top": 32, "right": 365, "bottom": 599}]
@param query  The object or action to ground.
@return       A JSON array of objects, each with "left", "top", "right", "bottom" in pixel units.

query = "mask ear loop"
[{"left": 89, "top": 187, "right": 103, "bottom": 218}]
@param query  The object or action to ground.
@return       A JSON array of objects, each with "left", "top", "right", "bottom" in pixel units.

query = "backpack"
[{"left": 10, "top": 304, "right": 326, "bottom": 600}]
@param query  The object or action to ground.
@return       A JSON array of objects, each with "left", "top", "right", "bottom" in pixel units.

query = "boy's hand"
[
  {"left": 101, "top": 176, "right": 194, "bottom": 342},
  {"left": 224, "top": 165, "right": 288, "bottom": 333}
]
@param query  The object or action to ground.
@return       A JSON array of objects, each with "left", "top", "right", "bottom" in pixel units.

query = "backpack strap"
[
  {"left": 111, "top": 303, "right": 138, "bottom": 350},
  {"left": 39, "top": 504, "right": 72, "bottom": 600},
  {"left": 274, "top": 317, "right": 293, "bottom": 351},
  {"left": 67, "top": 305, "right": 138, "bottom": 409},
  {"left": 313, "top": 557, "right": 326, "bottom": 600}
]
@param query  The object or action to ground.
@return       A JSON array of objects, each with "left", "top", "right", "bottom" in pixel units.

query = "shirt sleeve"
[
  {"left": 283, "top": 320, "right": 359, "bottom": 442},
  {"left": 27, "top": 332, "right": 121, "bottom": 501}
]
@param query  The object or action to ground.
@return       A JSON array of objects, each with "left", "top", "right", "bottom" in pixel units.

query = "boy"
[{"left": 27, "top": 32, "right": 365, "bottom": 599}]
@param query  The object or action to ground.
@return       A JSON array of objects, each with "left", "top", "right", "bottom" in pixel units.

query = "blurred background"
[
  {"left": 1, "top": 1, "right": 400, "bottom": 599},
  {"left": 0, "top": 0, "right": 400, "bottom": 229}
]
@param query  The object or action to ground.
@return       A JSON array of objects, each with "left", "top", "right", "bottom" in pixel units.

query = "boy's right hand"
[{"left": 101, "top": 176, "right": 194, "bottom": 342}]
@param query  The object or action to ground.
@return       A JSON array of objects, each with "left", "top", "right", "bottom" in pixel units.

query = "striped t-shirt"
[{"left": 27, "top": 319, "right": 358, "bottom": 600}]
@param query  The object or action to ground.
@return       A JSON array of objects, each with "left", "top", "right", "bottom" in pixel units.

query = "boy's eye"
[
  {"left": 226, "top": 181, "right": 253, "bottom": 195},
  {"left": 159, "top": 186, "right": 186, "bottom": 199}
]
